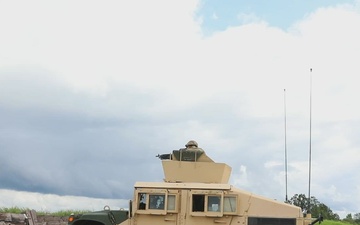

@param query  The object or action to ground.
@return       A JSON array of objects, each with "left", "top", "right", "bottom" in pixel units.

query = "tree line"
[{"left": 287, "top": 194, "right": 360, "bottom": 223}]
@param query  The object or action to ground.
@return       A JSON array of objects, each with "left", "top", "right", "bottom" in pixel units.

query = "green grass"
[
  {"left": 0, "top": 207, "right": 29, "bottom": 214},
  {"left": 322, "top": 220, "right": 353, "bottom": 225},
  {"left": 0, "top": 207, "right": 90, "bottom": 216}
]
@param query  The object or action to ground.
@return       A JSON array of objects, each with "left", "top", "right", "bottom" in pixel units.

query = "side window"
[
  {"left": 224, "top": 196, "right": 237, "bottom": 213},
  {"left": 138, "top": 193, "right": 147, "bottom": 210},
  {"left": 191, "top": 192, "right": 223, "bottom": 214},
  {"left": 135, "top": 189, "right": 179, "bottom": 214},
  {"left": 191, "top": 191, "right": 228, "bottom": 217},
  {"left": 149, "top": 194, "right": 165, "bottom": 209},
  {"left": 208, "top": 195, "right": 221, "bottom": 212},
  {"left": 192, "top": 194, "right": 205, "bottom": 212},
  {"left": 167, "top": 195, "right": 176, "bottom": 211}
]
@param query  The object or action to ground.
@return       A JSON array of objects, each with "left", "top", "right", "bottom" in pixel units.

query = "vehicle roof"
[{"left": 134, "top": 182, "right": 231, "bottom": 190}]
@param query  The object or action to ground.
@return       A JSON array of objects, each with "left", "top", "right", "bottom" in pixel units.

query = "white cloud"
[{"left": 231, "top": 165, "right": 249, "bottom": 188}]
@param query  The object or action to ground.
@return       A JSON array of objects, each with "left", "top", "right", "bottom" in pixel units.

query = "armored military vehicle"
[{"left": 68, "top": 140, "right": 322, "bottom": 225}]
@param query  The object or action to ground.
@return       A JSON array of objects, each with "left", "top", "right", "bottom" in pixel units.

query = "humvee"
[{"left": 68, "top": 140, "right": 322, "bottom": 225}]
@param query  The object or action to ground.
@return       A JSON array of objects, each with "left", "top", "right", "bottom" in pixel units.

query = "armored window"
[
  {"left": 207, "top": 195, "right": 221, "bottom": 212},
  {"left": 134, "top": 189, "right": 178, "bottom": 215},
  {"left": 149, "top": 194, "right": 165, "bottom": 210},
  {"left": 135, "top": 189, "right": 168, "bottom": 215},
  {"left": 224, "top": 195, "right": 237, "bottom": 213},
  {"left": 191, "top": 190, "right": 224, "bottom": 217},
  {"left": 192, "top": 194, "right": 205, "bottom": 212},
  {"left": 167, "top": 195, "right": 176, "bottom": 211},
  {"left": 138, "top": 193, "right": 147, "bottom": 210}
]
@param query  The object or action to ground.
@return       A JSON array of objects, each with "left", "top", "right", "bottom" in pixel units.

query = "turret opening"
[{"left": 157, "top": 140, "right": 231, "bottom": 184}]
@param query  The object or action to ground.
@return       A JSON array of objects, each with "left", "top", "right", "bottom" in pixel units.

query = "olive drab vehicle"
[{"left": 68, "top": 140, "right": 323, "bottom": 225}]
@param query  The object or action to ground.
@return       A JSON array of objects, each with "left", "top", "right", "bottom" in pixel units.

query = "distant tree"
[
  {"left": 311, "top": 203, "right": 339, "bottom": 220},
  {"left": 288, "top": 194, "right": 318, "bottom": 213},
  {"left": 353, "top": 213, "right": 360, "bottom": 224},
  {"left": 288, "top": 194, "right": 339, "bottom": 220},
  {"left": 344, "top": 213, "right": 354, "bottom": 223},
  {"left": 288, "top": 194, "right": 309, "bottom": 212}
]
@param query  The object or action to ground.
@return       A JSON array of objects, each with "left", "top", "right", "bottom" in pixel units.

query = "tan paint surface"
[{"left": 119, "top": 141, "right": 314, "bottom": 225}]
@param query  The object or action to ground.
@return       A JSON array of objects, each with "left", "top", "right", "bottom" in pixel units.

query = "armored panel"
[{"left": 162, "top": 160, "right": 231, "bottom": 183}]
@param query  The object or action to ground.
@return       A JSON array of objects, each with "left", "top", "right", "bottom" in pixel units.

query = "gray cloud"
[{"left": 0, "top": 67, "right": 287, "bottom": 200}]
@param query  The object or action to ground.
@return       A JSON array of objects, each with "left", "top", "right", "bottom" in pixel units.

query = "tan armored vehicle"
[{"left": 69, "top": 140, "right": 322, "bottom": 225}]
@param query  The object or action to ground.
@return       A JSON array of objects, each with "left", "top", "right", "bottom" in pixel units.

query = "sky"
[{"left": 1, "top": 0, "right": 360, "bottom": 219}]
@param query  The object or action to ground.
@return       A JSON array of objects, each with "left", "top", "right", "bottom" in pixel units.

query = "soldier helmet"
[{"left": 185, "top": 140, "right": 198, "bottom": 148}]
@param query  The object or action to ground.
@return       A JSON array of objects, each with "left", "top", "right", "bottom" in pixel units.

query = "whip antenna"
[
  {"left": 307, "top": 68, "right": 313, "bottom": 213},
  {"left": 284, "top": 89, "right": 288, "bottom": 202}
]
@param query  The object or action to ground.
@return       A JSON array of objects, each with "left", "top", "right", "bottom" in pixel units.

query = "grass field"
[
  {"left": 0, "top": 207, "right": 90, "bottom": 216},
  {"left": 322, "top": 220, "right": 353, "bottom": 225}
]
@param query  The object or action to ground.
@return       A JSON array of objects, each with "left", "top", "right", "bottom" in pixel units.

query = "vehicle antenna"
[
  {"left": 307, "top": 68, "right": 313, "bottom": 213},
  {"left": 284, "top": 88, "right": 288, "bottom": 202}
]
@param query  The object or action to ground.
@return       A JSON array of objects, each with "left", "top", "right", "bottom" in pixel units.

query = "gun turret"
[{"left": 158, "top": 140, "right": 231, "bottom": 183}]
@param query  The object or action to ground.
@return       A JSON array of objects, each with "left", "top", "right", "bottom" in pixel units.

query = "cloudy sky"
[{"left": 1, "top": 0, "right": 360, "bottom": 218}]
